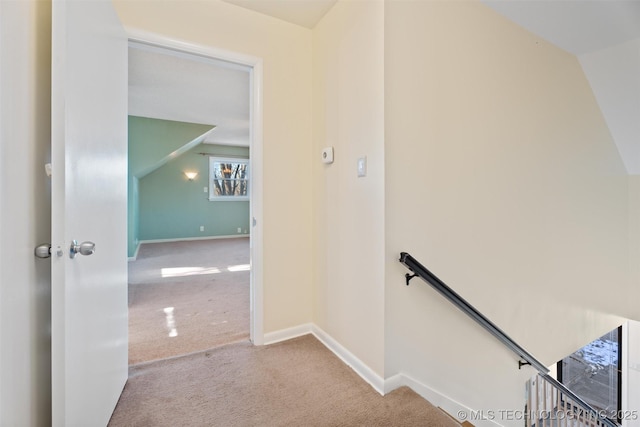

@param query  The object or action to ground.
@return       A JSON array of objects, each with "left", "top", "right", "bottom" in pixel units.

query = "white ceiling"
[
  {"left": 221, "top": 0, "right": 337, "bottom": 28},
  {"left": 219, "top": 0, "right": 640, "bottom": 54},
  {"left": 481, "top": 0, "right": 640, "bottom": 174},
  {"left": 481, "top": 0, "right": 640, "bottom": 55},
  {"left": 130, "top": 0, "right": 640, "bottom": 172},
  {"left": 128, "top": 43, "right": 251, "bottom": 146}
]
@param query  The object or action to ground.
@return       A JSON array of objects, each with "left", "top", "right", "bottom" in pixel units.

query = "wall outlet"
[
  {"left": 200, "top": 226, "right": 204, "bottom": 232},
  {"left": 203, "top": 187, "right": 208, "bottom": 193},
  {"left": 237, "top": 227, "right": 242, "bottom": 233}
]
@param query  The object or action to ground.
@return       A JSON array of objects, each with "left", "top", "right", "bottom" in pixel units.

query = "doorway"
[{"left": 126, "top": 35, "right": 264, "bottom": 364}]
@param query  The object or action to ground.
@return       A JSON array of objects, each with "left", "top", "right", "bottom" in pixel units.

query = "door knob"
[
  {"left": 70, "top": 240, "right": 95, "bottom": 259},
  {"left": 34, "top": 243, "right": 52, "bottom": 259}
]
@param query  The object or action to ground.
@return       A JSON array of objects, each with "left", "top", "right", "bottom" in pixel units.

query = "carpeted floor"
[
  {"left": 128, "top": 238, "right": 250, "bottom": 364},
  {"left": 121, "top": 239, "right": 460, "bottom": 426},
  {"left": 109, "top": 335, "right": 460, "bottom": 427}
]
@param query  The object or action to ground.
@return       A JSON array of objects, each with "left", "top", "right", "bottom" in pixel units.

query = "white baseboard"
[
  {"left": 384, "top": 373, "right": 405, "bottom": 394},
  {"left": 262, "top": 323, "right": 385, "bottom": 394},
  {"left": 128, "top": 242, "right": 141, "bottom": 262},
  {"left": 129, "top": 235, "right": 248, "bottom": 261},
  {"left": 390, "top": 374, "right": 502, "bottom": 427},
  {"left": 139, "top": 234, "right": 249, "bottom": 245},
  {"left": 263, "top": 323, "right": 313, "bottom": 345},
  {"left": 310, "top": 324, "right": 386, "bottom": 395},
  {"left": 263, "top": 323, "right": 495, "bottom": 425}
]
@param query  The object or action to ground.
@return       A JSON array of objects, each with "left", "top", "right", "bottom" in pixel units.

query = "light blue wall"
[
  {"left": 129, "top": 116, "right": 214, "bottom": 178},
  {"left": 138, "top": 144, "right": 250, "bottom": 242},
  {"left": 128, "top": 116, "right": 215, "bottom": 257}
]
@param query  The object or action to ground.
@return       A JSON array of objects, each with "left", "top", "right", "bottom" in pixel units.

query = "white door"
[{"left": 51, "top": 0, "right": 128, "bottom": 425}]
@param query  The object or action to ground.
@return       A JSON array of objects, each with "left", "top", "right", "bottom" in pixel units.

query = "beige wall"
[
  {"left": 312, "top": 0, "right": 385, "bottom": 375},
  {"left": 384, "top": 0, "right": 630, "bottom": 419},
  {"left": 113, "top": 0, "right": 314, "bottom": 333},
  {"left": 0, "top": 1, "right": 52, "bottom": 425},
  {"left": 1, "top": 1, "right": 634, "bottom": 424}
]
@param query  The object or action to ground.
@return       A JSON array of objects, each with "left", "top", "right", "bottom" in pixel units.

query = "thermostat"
[{"left": 322, "top": 147, "right": 334, "bottom": 164}]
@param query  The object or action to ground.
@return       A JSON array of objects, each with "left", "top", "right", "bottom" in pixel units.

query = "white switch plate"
[
  {"left": 357, "top": 156, "right": 367, "bottom": 177},
  {"left": 322, "top": 147, "right": 334, "bottom": 164},
  {"left": 200, "top": 226, "right": 204, "bottom": 232},
  {"left": 204, "top": 187, "right": 208, "bottom": 193}
]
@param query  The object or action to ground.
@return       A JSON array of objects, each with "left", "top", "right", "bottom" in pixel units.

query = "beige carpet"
[
  {"left": 109, "top": 335, "right": 460, "bottom": 427},
  {"left": 128, "top": 238, "right": 250, "bottom": 364}
]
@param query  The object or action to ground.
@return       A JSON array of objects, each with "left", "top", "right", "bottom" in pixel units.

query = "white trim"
[
  {"left": 127, "top": 29, "right": 257, "bottom": 71},
  {"left": 125, "top": 28, "right": 264, "bottom": 346},
  {"left": 384, "top": 373, "right": 405, "bottom": 394},
  {"left": 263, "top": 323, "right": 313, "bottom": 345},
  {"left": 390, "top": 374, "right": 502, "bottom": 427},
  {"left": 311, "top": 325, "right": 386, "bottom": 395},
  {"left": 208, "top": 156, "right": 250, "bottom": 201},
  {"left": 263, "top": 323, "right": 492, "bottom": 425},
  {"left": 138, "top": 235, "right": 249, "bottom": 245},
  {"left": 249, "top": 57, "right": 264, "bottom": 346},
  {"left": 129, "top": 235, "right": 249, "bottom": 261},
  {"left": 263, "top": 323, "right": 384, "bottom": 394},
  {"left": 127, "top": 241, "right": 141, "bottom": 262}
]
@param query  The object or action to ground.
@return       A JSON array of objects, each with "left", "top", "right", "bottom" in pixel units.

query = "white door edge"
[
  {"left": 126, "top": 28, "right": 265, "bottom": 345},
  {"left": 52, "top": 1, "right": 129, "bottom": 424}
]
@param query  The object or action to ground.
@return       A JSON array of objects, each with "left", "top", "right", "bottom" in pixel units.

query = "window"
[
  {"left": 557, "top": 326, "right": 622, "bottom": 423},
  {"left": 209, "top": 157, "right": 249, "bottom": 201}
]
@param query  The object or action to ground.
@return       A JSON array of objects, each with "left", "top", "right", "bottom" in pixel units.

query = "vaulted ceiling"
[
  {"left": 481, "top": 0, "right": 640, "bottom": 174},
  {"left": 130, "top": 0, "right": 640, "bottom": 173},
  {"left": 224, "top": 0, "right": 640, "bottom": 174},
  {"left": 221, "top": 0, "right": 337, "bottom": 28},
  {"left": 128, "top": 42, "right": 251, "bottom": 147}
]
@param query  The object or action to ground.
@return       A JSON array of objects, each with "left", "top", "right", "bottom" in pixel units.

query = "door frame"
[{"left": 127, "top": 28, "right": 264, "bottom": 345}]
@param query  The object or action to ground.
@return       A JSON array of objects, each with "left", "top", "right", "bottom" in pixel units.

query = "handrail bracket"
[
  {"left": 405, "top": 273, "right": 418, "bottom": 286},
  {"left": 398, "top": 251, "right": 618, "bottom": 427},
  {"left": 518, "top": 360, "right": 531, "bottom": 370}
]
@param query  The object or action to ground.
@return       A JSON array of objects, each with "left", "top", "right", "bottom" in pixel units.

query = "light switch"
[{"left": 357, "top": 156, "right": 367, "bottom": 177}]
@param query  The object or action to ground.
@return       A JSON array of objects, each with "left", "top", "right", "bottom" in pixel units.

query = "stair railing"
[
  {"left": 527, "top": 373, "right": 616, "bottom": 427},
  {"left": 399, "top": 252, "right": 617, "bottom": 427}
]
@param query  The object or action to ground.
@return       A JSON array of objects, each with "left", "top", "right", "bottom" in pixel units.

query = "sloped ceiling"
[
  {"left": 130, "top": 0, "right": 640, "bottom": 173},
  {"left": 128, "top": 116, "right": 215, "bottom": 179},
  {"left": 128, "top": 43, "right": 251, "bottom": 147},
  {"left": 222, "top": 0, "right": 640, "bottom": 173},
  {"left": 221, "top": 0, "right": 337, "bottom": 28},
  {"left": 481, "top": 0, "right": 640, "bottom": 174},
  {"left": 482, "top": 0, "right": 640, "bottom": 55}
]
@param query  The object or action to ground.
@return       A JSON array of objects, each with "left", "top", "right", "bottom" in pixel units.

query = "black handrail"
[
  {"left": 399, "top": 252, "right": 548, "bottom": 372},
  {"left": 399, "top": 251, "right": 618, "bottom": 427}
]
